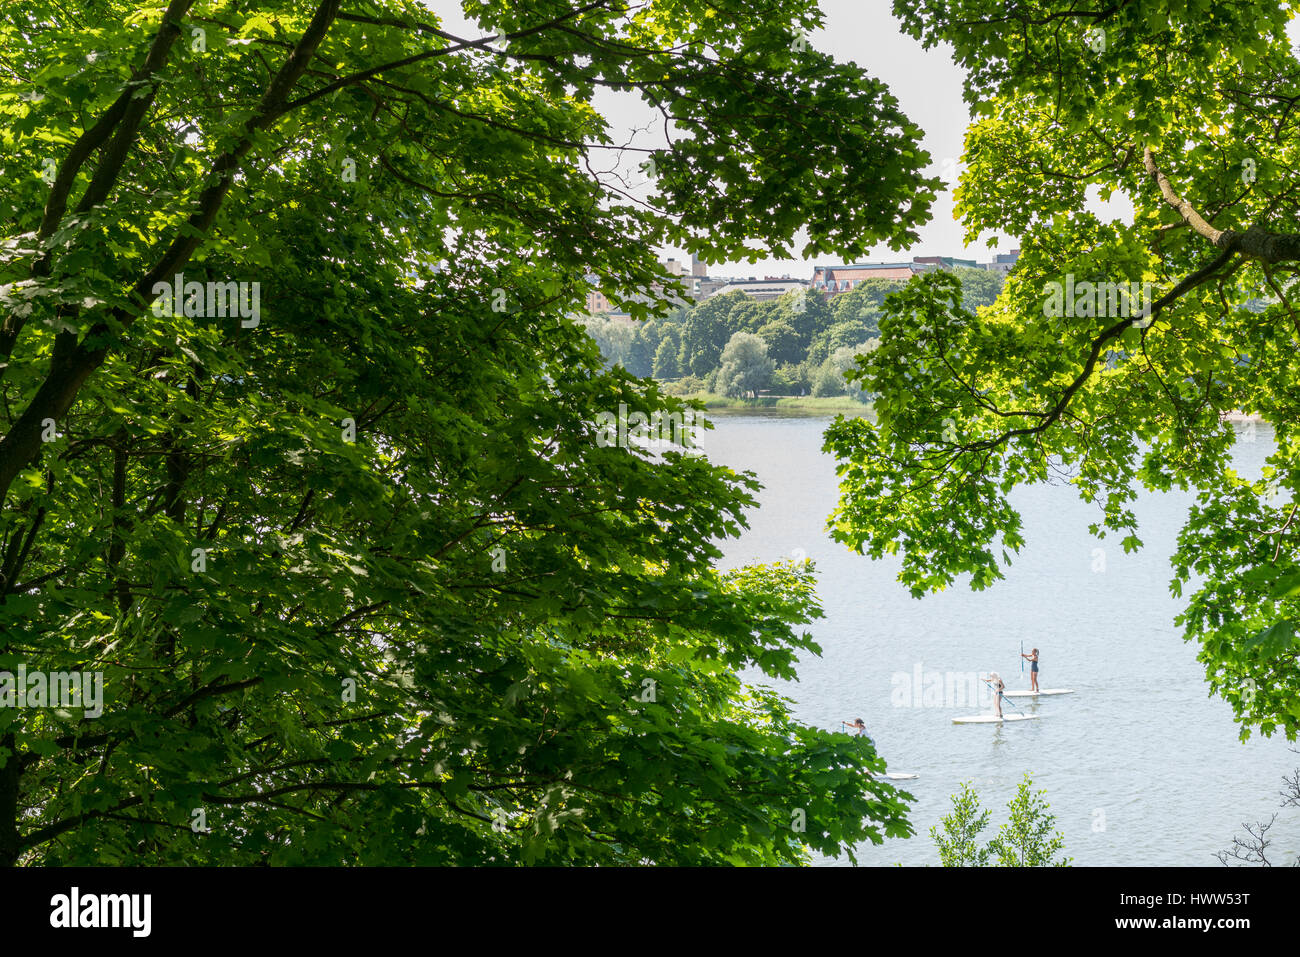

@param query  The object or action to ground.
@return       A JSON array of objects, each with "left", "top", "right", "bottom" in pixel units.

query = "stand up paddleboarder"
[
  {"left": 1020, "top": 647, "right": 1040, "bottom": 692},
  {"left": 985, "top": 672, "right": 1006, "bottom": 717}
]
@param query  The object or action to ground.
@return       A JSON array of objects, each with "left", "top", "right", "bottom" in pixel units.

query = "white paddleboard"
[
  {"left": 952, "top": 714, "right": 1040, "bottom": 724},
  {"left": 871, "top": 772, "right": 919, "bottom": 780},
  {"left": 1003, "top": 689, "right": 1075, "bottom": 698}
]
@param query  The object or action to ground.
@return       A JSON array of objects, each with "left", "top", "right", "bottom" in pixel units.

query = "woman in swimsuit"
[
  {"left": 1020, "top": 648, "right": 1040, "bottom": 692},
  {"left": 985, "top": 672, "right": 1005, "bottom": 717}
]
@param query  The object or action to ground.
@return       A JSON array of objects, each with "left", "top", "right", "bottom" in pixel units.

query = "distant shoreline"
[
  {"left": 681, "top": 399, "right": 1267, "bottom": 424},
  {"left": 676, "top": 393, "right": 873, "bottom": 417}
]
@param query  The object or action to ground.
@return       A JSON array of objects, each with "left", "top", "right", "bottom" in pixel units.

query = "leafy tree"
[
  {"left": 829, "top": 278, "right": 902, "bottom": 326},
  {"left": 680, "top": 290, "right": 750, "bottom": 377},
  {"left": 811, "top": 365, "right": 847, "bottom": 397},
  {"left": 776, "top": 288, "right": 835, "bottom": 348},
  {"left": 716, "top": 331, "right": 774, "bottom": 398},
  {"left": 756, "top": 319, "right": 803, "bottom": 366},
  {"left": 625, "top": 326, "right": 656, "bottom": 378},
  {"left": 931, "top": 781, "right": 991, "bottom": 866},
  {"left": 653, "top": 329, "right": 682, "bottom": 380},
  {"left": 987, "top": 775, "right": 1071, "bottom": 867},
  {"left": 580, "top": 316, "right": 610, "bottom": 361},
  {"left": 951, "top": 265, "right": 1003, "bottom": 310},
  {"left": 932, "top": 775, "right": 1068, "bottom": 867},
  {"left": 0, "top": 0, "right": 936, "bottom": 865},
  {"left": 808, "top": 315, "right": 876, "bottom": 366},
  {"left": 828, "top": 0, "right": 1300, "bottom": 740},
  {"left": 771, "top": 362, "right": 811, "bottom": 395},
  {"left": 730, "top": 297, "right": 775, "bottom": 335},
  {"left": 812, "top": 343, "right": 875, "bottom": 401},
  {"left": 663, "top": 374, "right": 708, "bottom": 397}
]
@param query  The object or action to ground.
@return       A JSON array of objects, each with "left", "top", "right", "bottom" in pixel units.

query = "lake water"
[{"left": 695, "top": 414, "right": 1300, "bottom": 866}]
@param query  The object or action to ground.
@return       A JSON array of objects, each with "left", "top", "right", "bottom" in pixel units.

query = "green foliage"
[
  {"left": 932, "top": 775, "right": 1069, "bottom": 867},
  {"left": 680, "top": 291, "right": 755, "bottom": 377},
  {"left": 808, "top": 316, "right": 877, "bottom": 366},
  {"left": 930, "top": 781, "right": 991, "bottom": 866},
  {"left": 831, "top": 1, "right": 1300, "bottom": 740},
  {"left": 829, "top": 278, "right": 899, "bottom": 327},
  {"left": 778, "top": 288, "right": 835, "bottom": 346},
  {"left": 771, "top": 362, "right": 811, "bottom": 396},
  {"left": 812, "top": 343, "right": 876, "bottom": 402},
  {"left": 729, "top": 298, "right": 769, "bottom": 335},
  {"left": 951, "top": 266, "right": 1004, "bottom": 310},
  {"left": 716, "top": 331, "right": 774, "bottom": 398},
  {"left": 0, "top": 0, "right": 934, "bottom": 864},
  {"left": 613, "top": 281, "right": 902, "bottom": 387},
  {"left": 662, "top": 374, "right": 707, "bottom": 397},
  {"left": 581, "top": 315, "right": 639, "bottom": 370},
  {"left": 756, "top": 319, "right": 803, "bottom": 366},
  {"left": 988, "top": 775, "right": 1071, "bottom": 867},
  {"left": 626, "top": 326, "right": 657, "bottom": 378},
  {"left": 652, "top": 331, "right": 682, "bottom": 380}
]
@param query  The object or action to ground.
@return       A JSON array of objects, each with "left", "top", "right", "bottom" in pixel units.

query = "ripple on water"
[{"left": 705, "top": 416, "right": 1300, "bottom": 866}]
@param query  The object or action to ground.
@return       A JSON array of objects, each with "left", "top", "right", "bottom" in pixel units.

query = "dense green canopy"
[
  {"left": 0, "top": 0, "right": 938, "bottom": 864},
  {"left": 827, "top": 0, "right": 1300, "bottom": 741},
  {"left": 583, "top": 269, "right": 1005, "bottom": 397}
]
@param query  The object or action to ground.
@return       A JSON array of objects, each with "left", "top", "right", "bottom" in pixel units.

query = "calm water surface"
[{"left": 695, "top": 415, "right": 1300, "bottom": 866}]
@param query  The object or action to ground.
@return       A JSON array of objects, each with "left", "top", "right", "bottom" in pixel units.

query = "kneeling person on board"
[
  {"left": 844, "top": 717, "right": 869, "bottom": 737},
  {"left": 1020, "top": 647, "right": 1040, "bottom": 692},
  {"left": 985, "top": 672, "right": 1005, "bottom": 718}
]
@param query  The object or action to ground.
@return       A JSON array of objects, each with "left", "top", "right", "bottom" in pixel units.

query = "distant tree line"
[{"left": 581, "top": 267, "right": 1004, "bottom": 399}]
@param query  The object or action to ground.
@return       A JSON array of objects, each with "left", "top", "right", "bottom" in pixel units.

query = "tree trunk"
[{"left": 0, "top": 733, "right": 20, "bottom": 866}]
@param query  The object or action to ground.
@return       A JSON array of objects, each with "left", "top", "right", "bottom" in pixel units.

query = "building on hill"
[
  {"left": 811, "top": 262, "right": 923, "bottom": 294},
  {"left": 913, "top": 255, "right": 979, "bottom": 270},
  {"left": 811, "top": 251, "right": 1019, "bottom": 297},
  {"left": 586, "top": 283, "right": 614, "bottom": 315},
  {"left": 696, "top": 276, "right": 733, "bottom": 299},
  {"left": 984, "top": 250, "right": 1021, "bottom": 273},
  {"left": 585, "top": 258, "right": 701, "bottom": 315},
  {"left": 586, "top": 249, "right": 1021, "bottom": 313},
  {"left": 660, "top": 257, "right": 703, "bottom": 299},
  {"left": 703, "top": 277, "right": 810, "bottom": 301}
]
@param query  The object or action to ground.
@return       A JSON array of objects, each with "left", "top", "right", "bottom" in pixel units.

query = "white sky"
[{"left": 434, "top": 1, "right": 1136, "bottom": 277}]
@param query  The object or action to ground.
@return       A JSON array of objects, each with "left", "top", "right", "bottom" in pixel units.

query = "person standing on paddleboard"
[
  {"left": 1020, "top": 647, "right": 1040, "bottom": 692},
  {"left": 843, "top": 717, "right": 869, "bottom": 737},
  {"left": 985, "top": 672, "right": 1005, "bottom": 718}
]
